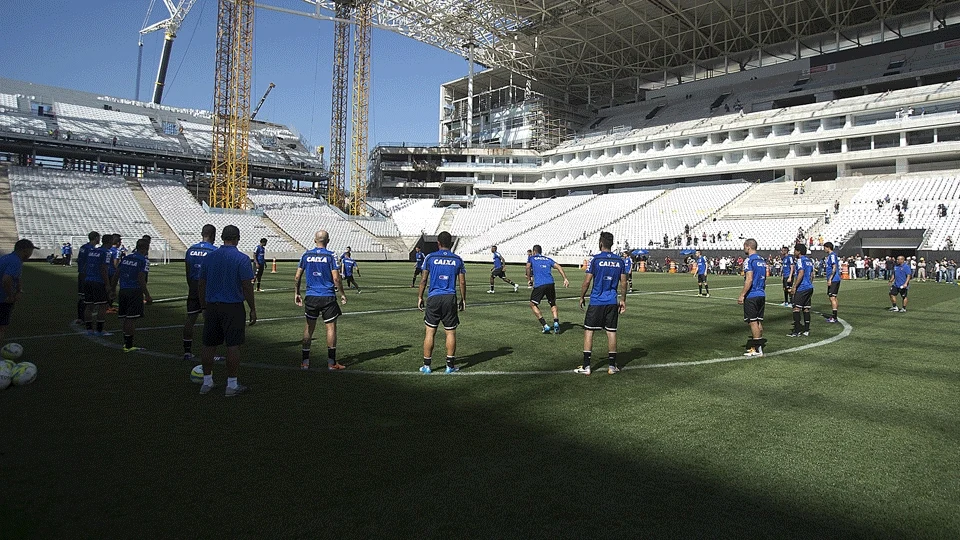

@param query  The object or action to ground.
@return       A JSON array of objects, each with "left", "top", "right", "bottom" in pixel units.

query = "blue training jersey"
[
  {"left": 744, "top": 253, "right": 767, "bottom": 298},
  {"left": 782, "top": 254, "right": 795, "bottom": 280},
  {"left": 342, "top": 257, "right": 357, "bottom": 277},
  {"left": 0, "top": 253, "right": 23, "bottom": 303},
  {"left": 424, "top": 249, "right": 465, "bottom": 297},
  {"left": 84, "top": 247, "right": 109, "bottom": 284},
  {"left": 492, "top": 251, "right": 505, "bottom": 270},
  {"left": 697, "top": 255, "right": 707, "bottom": 275},
  {"left": 415, "top": 251, "right": 425, "bottom": 270},
  {"left": 106, "top": 247, "right": 119, "bottom": 277},
  {"left": 118, "top": 253, "right": 149, "bottom": 290},
  {"left": 254, "top": 245, "right": 266, "bottom": 264},
  {"left": 825, "top": 252, "right": 841, "bottom": 282},
  {"left": 185, "top": 241, "right": 216, "bottom": 282},
  {"left": 299, "top": 247, "right": 338, "bottom": 297},
  {"left": 77, "top": 243, "right": 93, "bottom": 275},
  {"left": 796, "top": 256, "right": 814, "bottom": 291},
  {"left": 528, "top": 254, "right": 557, "bottom": 287},
  {"left": 586, "top": 251, "right": 624, "bottom": 306},
  {"left": 623, "top": 255, "right": 633, "bottom": 274},
  {"left": 893, "top": 262, "right": 911, "bottom": 288},
  {"left": 200, "top": 245, "right": 255, "bottom": 304}
]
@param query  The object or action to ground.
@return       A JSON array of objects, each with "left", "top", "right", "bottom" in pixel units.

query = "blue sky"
[{"left": 0, "top": 0, "right": 471, "bottom": 153}]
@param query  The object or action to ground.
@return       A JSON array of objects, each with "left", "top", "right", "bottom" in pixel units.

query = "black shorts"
[
  {"left": 118, "top": 288, "right": 145, "bottom": 319},
  {"left": 83, "top": 281, "right": 109, "bottom": 305},
  {"left": 792, "top": 288, "right": 813, "bottom": 309},
  {"left": 584, "top": 303, "right": 619, "bottom": 332},
  {"left": 697, "top": 273, "right": 708, "bottom": 283},
  {"left": 530, "top": 284, "right": 557, "bottom": 307},
  {"left": 889, "top": 286, "right": 908, "bottom": 298},
  {"left": 413, "top": 267, "right": 423, "bottom": 277},
  {"left": 203, "top": 302, "right": 246, "bottom": 347},
  {"left": 305, "top": 295, "right": 342, "bottom": 323},
  {"left": 743, "top": 296, "right": 765, "bottom": 322},
  {"left": 0, "top": 303, "right": 12, "bottom": 326},
  {"left": 827, "top": 281, "right": 841, "bottom": 297},
  {"left": 783, "top": 279, "right": 793, "bottom": 290},
  {"left": 187, "top": 281, "right": 202, "bottom": 315},
  {"left": 491, "top": 268, "right": 506, "bottom": 279},
  {"left": 256, "top": 263, "right": 265, "bottom": 279},
  {"left": 424, "top": 294, "right": 459, "bottom": 330}
]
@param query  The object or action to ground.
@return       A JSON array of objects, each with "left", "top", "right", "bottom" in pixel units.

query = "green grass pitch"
[{"left": 2, "top": 261, "right": 959, "bottom": 537}]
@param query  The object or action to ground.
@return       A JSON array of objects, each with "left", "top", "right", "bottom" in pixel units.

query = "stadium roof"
[{"left": 293, "top": 0, "right": 960, "bottom": 104}]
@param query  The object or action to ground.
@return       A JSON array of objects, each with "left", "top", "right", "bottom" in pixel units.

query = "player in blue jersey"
[
  {"left": 101, "top": 235, "right": 118, "bottom": 314},
  {"left": 341, "top": 253, "right": 362, "bottom": 293},
  {"left": 788, "top": 243, "right": 814, "bottom": 337},
  {"left": 83, "top": 235, "right": 112, "bottom": 336},
  {"left": 823, "top": 241, "right": 841, "bottom": 323},
  {"left": 411, "top": 246, "right": 425, "bottom": 287},
  {"left": 117, "top": 239, "right": 152, "bottom": 353},
  {"left": 0, "top": 239, "right": 36, "bottom": 344},
  {"left": 888, "top": 255, "right": 912, "bottom": 313},
  {"left": 780, "top": 245, "right": 795, "bottom": 306},
  {"left": 75, "top": 231, "right": 99, "bottom": 324},
  {"left": 695, "top": 249, "right": 710, "bottom": 297},
  {"left": 183, "top": 224, "right": 217, "bottom": 361},
  {"left": 295, "top": 230, "right": 348, "bottom": 371},
  {"left": 621, "top": 251, "right": 634, "bottom": 293},
  {"left": 738, "top": 238, "right": 767, "bottom": 357},
  {"left": 488, "top": 245, "right": 518, "bottom": 293},
  {"left": 417, "top": 231, "right": 466, "bottom": 374},
  {"left": 253, "top": 238, "right": 267, "bottom": 292},
  {"left": 525, "top": 245, "right": 570, "bottom": 334},
  {"left": 576, "top": 231, "right": 627, "bottom": 375},
  {"left": 63, "top": 242, "right": 73, "bottom": 267}
]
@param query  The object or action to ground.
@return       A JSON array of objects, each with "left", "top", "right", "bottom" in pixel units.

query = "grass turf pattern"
[{"left": 2, "top": 261, "right": 958, "bottom": 537}]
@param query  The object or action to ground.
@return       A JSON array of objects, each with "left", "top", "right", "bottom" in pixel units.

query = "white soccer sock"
[
  {"left": 203, "top": 374, "right": 213, "bottom": 386},
  {"left": 227, "top": 377, "right": 238, "bottom": 389}
]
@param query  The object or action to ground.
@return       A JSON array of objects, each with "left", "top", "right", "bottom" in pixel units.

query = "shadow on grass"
[
  {"left": 342, "top": 344, "right": 412, "bottom": 367},
  {"left": 459, "top": 346, "right": 513, "bottom": 370}
]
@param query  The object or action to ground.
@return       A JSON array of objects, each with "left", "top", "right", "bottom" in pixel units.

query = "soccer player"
[
  {"left": 75, "top": 231, "right": 99, "bottom": 325},
  {"left": 526, "top": 244, "right": 570, "bottom": 334},
  {"left": 823, "top": 241, "right": 841, "bottom": 323},
  {"left": 83, "top": 234, "right": 111, "bottom": 336},
  {"left": 341, "top": 251, "right": 362, "bottom": 293},
  {"left": 183, "top": 224, "right": 217, "bottom": 361},
  {"left": 788, "top": 243, "right": 814, "bottom": 337},
  {"left": 198, "top": 225, "right": 257, "bottom": 397},
  {"left": 117, "top": 239, "right": 152, "bottom": 352},
  {"left": 622, "top": 250, "right": 635, "bottom": 293},
  {"left": 102, "top": 234, "right": 119, "bottom": 314},
  {"left": 253, "top": 238, "right": 267, "bottom": 292},
  {"left": 888, "top": 255, "right": 911, "bottom": 313},
  {"left": 576, "top": 231, "right": 627, "bottom": 375},
  {"left": 417, "top": 231, "right": 466, "bottom": 374},
  {"left": 411, "top": 246, "right": 425, "bottom": 287},
  {"left": 780, "top": 245, "right": 795, "bottom": 306},
  {"left": 695, "top": 249, "right": 710, "bottom": 297},
  {"left": 488, "top": 245, "right": 518, "bottom": 293},
  {"left": 294, "top": 230, "right": 348, "bottom": 371},
  {"left": 63, "top": 242, "right": 72, "bottom": 267},
  {"left": 738, "top": 238, "right": 767, "bottom": 357},
  {"left": 0, "top": 239, "right": 36, "bottom": 343}
]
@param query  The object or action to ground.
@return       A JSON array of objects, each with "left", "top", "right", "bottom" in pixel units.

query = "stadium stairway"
[
  {"left": 258, "top": 213, "right": 308, "bottom": 252},
  {"left": 437, "top": 207, "right": 457, "bottom": 234},
  {"left": 0, "top": 164, "right": 19, "bottom": 249},
  {"left": 124, "top": 177, "right": 187, "bottom": 251}
]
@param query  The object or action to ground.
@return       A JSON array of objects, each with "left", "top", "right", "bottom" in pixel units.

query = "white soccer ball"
[
  {"left": 190, "top": 365, "right": 205, "bottom": 384},
  {"left": 11, "top": 361, "right": 37, "bottom": 386},
  {"left": 1, "top": 343, "right": 23, "bottom": 361},
  {"left": 0, "top": 361, "right": 12, "bottom": 390}
]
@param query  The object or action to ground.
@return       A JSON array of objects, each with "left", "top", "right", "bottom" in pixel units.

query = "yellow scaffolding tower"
[
  {"left": 211, "top": 0, "right": 254, "bottom": 209},
  {"left": 349, "top": 0, "right": 371, "bottom": 216},
  {"left": 327, "top": 2, "right": 351, "bottom": 211}
]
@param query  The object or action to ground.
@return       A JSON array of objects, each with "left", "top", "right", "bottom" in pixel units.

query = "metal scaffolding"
[
  {"left": 211, "top": 0, "right": 254, "bottom": 209},
  {"left": 349, "top": 0, "right": 372, "bottom": 216},
  {"left": 328, "top": 1, "right": 352, "bottom": 211}
]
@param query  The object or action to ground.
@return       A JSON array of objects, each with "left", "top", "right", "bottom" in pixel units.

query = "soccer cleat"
[
  {"left": 888, "top": 306, "right": 900, "bottom": 311},
  {"left": 607, "top": 365, "right": 620, "bottom": 375},
  {"left": 553, "top": 322, "right": 560, "bottom": 334},
  {"left": 802, "top": 331, "right": 810, "bottom": 337},
  {"left": 542, "top": 324, "right": 551, "bottom": 334},
  {"left": 419, "top": 365, "right": 432, "bottom": 374},
  {"left": 787, "top": 332, "right": 800, "bottom": 338},
  {"left": 628, "top": 288, "right": 634, "bottom": 293},
  {"left": 328, "top": 363, "right": 346, "bottom": 371},
  {"left": 743, "top": 347, "right": 764, "bottom": 357},
  {"left": 444, "top": 366, "right": 459, "bottom": 374},
  {"left": 513, "top": 283, "right": 519, "bottom": 292},
  {"left": 899, "top": 308, "right": 907, "bottom": 313},
  {"left": 199, "top": 382, "right": 217, "bottom": 395},
  {"left": 487, "top": 290, "right": 495, "bottom": 294},
  {"left": 122, "top": 346, "right": 143, "bottom": 353},
  {"left": 301, "top": 361, "right": 310, "bottom": 370},
  {"left": 357, "top": 290, "right": 362, "bottom": 294},
  {"left": 183, "top": 353, "right": 195, "bottom": 361},
  {"left": 825, "top": 317, "right": 838, "bottom": 323},
  {"left": 704, "top": 293, "right": 710, "bottom": 298},
  {"left": 574, "top": 365, "right": 591, "bottom": 375},
  {"left": 224, "top": 383, "right": 250, "bottom": 397}
]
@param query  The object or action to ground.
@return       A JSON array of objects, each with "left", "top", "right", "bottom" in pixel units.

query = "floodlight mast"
[{"left": 140, "top": 0, "right": 200, "bottom": 104}]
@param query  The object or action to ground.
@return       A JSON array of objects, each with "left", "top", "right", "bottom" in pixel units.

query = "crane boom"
[
  {"left": 140, "top": 0, "right": 200, "bottom": 104},
  {"left": 251, "top": 82, "right": 276, "bottom": 120}
]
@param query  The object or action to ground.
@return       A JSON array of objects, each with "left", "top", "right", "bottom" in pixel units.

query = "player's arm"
[
  {"left": 904, "top": 269, "right": 911, "bottom": 288},
  {"left": 184, "top": 257, "right": 191, "bottom": 284},
  {"left": 100, "top": 262, "right": 109, "bottom": 291},
  {"left": 738, "top": 269, "right": 753, "bottom": 305},
  {"left": 619, "top": 274, "right": 627, "bottom": 313},
  {"left": 332, "top": 268, "right": 347, "bottom": 305},
  {"left": 198, "top": 278, "right": 207, "bottom": 311},
  {"left": 294, "top": 267, "right": 304, "bottom": 306},
  {"left": 241, "top": 279, "right": 257, "bottom": 325},
  {"left": 458, "top": 271, "right": 466, "bottom": 311},
  {"left": 791, "top": 267, "right": 803, "bottom": 295},
  {"left": 525, "top": 262, "right": 532, "bottom": 282},
  {"left": 355, "top": 262, "right": 361, "bottom": 277},
  {"left": 417, "top": 269, "right": 429, "bottom": 311},
  {"left": 554, "top": 263, "right": 570, "bottom": 287},
  {"left": 579, "top": 273, "right": 592, "bottom": 309},
  {"left": 2, "top": 274, "right": 15, "bottom": 302},
  {"left": 138, "top": 271, "right": 152, "bottom": 304}
]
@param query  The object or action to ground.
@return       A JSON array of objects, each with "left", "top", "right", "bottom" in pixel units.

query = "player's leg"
[
  {"left": 901, "top": 290, "right": 908, "bottom": 311},
  {"left": 301, "top": 317, "right": 317, "bottom": 369},
  {"left": 626, "top": 273, "right": 633, "bottom": 292},
  {"left": 183, "top": 312, "right": 200, "bottom": 359},
  {"left": 256, "top": 264, "right": 264, "bottom": 290},
  {"left": 889, "top": 289, "right": 899, "bottom": 310},
  {"left": 444, "top": 328, "right": 457, "bottom": 371},
  {"left": 790, "top": 306, "right": 802, "bottom": 336},
  {"left": 325, "top": 320, "right": 344, "bottom": 369},
  {"left": 122, "top": 317, "right": 136, "bottom": 350},
  {"left": 802, "top": 308, "right": 811, "bottom": 334},
  {"left": 578, "top": 329, "right": 595, "bottom": 374},
  {"left": 606, "top": 330, "right": 618, "bottom": 371},
  {"left": 550, "top": 304, "right": 560, "bottom": 334},
  {"left": 422, "top": 324, "right": 437, "bottom": 371},
  {"left": 703, "top": 277, "right": 709, "bottom": 296},
  {"left": 530, "top": 301, "right": 548, "bottom": 331}
]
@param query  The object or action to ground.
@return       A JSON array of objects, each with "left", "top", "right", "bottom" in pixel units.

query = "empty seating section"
[
  {"left": 355, "top": 219, "right": 401, "bottom": 237},
  {"left": 0, "top": 93, "right": 17, "bottom": 111},
  {"left": 54, "top": 102, "right": 180, "bottom": 152},
  {"left": 820, "top": 175, "right": 960, "bottom": 249},
  {"left": 8, "top": 167, "right": 162, "bottom": 249},
  {"left": 0, "top": 114, "right": 47, "bottom": 136},
  {"left": 693, "top": 217, "right": 819, "bottom": 251},
  {"left": 179, "top": 121, "right": 212, "bottom": 156},
  {"left": 449, "top": 198, "right": 536, "bottom": 236},
  {"left": 458, "top": 195, "right": 595, "bottom": 254},
  {"left": 246, "top": 189, "right": 386, "bottom": 253},
  {"left": 390, "top": 199, "right": 445, "bottom": 236},
  {"left": 138, "top": 177, "right": 293, "bottom": 252}
]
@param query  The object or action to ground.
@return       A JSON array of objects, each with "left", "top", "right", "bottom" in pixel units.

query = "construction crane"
[
  {"left": 139, "top": 0, "right": 200, "bottom": 104},
  {"left": 349, "top": 0, "right": 372, "bottom": 217},
  {"left": 327, "top": 1, "right": 351, "bottom": 211},
  {"left": 251, "top": 82, "right": 276, "bottom": 120}
]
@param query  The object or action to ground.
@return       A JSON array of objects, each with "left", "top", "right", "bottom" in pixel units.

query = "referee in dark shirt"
[{"left": 198, "top": 225, "right": 257, "bottom": 397}]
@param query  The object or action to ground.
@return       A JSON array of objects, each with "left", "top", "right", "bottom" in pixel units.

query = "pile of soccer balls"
[{"left": 0, "top": 343, "right": 37, "bottom": 390}]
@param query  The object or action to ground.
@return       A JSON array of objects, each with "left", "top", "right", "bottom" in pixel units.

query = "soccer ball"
[
  {"left": 11, "top": 362, "right": 37, "bottom": 386},
  {"left": 1, "top": 343, "right": 23, "bottom": 360},
  {"left": 190, "top": 365, "right": 205, "bottom": 384},
  {"left": 0, "top": 361, "right": 12, "bottom": 390}
]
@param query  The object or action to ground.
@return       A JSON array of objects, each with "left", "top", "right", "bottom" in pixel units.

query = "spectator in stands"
[
  {"left": 897, "top": 211, "right": 904, "bottom": 224},
  {"left": 834, "top": 199, "right": 840, "bottom": 213},
  {"left": 112, "top": 136, "right": 118, "bottom": 147},
  {"left": 902, "top": 198, "right": 908, "bottom": 211},
  {"left": 946, "top": 236, "right": 954, "bottom": 250}
]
